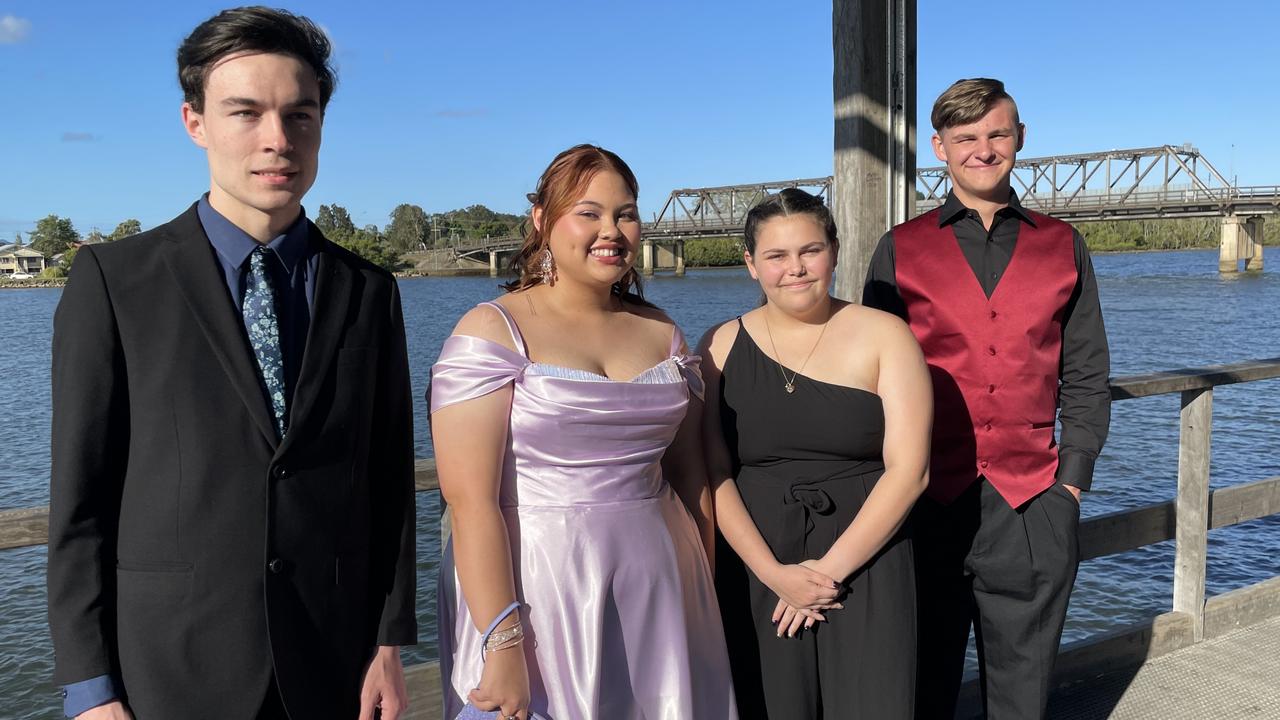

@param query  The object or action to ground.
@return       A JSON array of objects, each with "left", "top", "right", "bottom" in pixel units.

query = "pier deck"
[{"left": 1044, "top": 615, "right": 1280, "bottom": 719}]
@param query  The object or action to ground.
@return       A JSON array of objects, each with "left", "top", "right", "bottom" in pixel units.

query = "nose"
[
  {"left": 260, "top": 113, "right": 292, "bottom": 154},
  {"left": 598, "top": 215, "right": 620, "bottom": 239}
]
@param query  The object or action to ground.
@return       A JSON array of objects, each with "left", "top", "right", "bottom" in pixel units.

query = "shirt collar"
[
  {"left": 937, "top": 189, "right": 1037, "bottom": 228},
  {"left": 197, "top": 194, "right": 311, "bottom": 274}
]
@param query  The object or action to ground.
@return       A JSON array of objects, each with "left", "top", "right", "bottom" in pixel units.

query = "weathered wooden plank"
[
  {"left": 1053, "top": 611, "right": 1197, "bottom": 685},
  {"left": 1174, "top": 388, "right": 1212, "bottom": 641},
  {"left": 1110, "top": 357, "right": 1280, "bottom": 400},
  {"left": 415, "top": 458, "right": 439, "bottom": 492},
  {"left": 1080, "top": 500, "right": 1175, "bottom": 561},
  {"left": 403, "top": 660, "right": 442, "bottom": 720},
  {"left": 0, "top": 505, "right": 48, "bottom": 550},
  {"left": 1204, "top": 575, "right": 1280, "bottom": 639},
  {"left": 1210, "top": 475, "right": 1280, "bottom": 528}
]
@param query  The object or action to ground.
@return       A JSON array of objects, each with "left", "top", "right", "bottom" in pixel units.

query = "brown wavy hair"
[{"left": 503, "top": 144, "right": 647, "bottom": 302}]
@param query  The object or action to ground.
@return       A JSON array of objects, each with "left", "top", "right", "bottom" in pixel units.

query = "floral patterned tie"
[{"left": 243, "top": 246, "right": 287, "bottom": 438}]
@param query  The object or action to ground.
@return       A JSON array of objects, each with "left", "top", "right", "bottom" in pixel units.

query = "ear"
[
  {"left": 1015, "top": 123, "right": 1026, "bottom": 152},
  {"left": 744, "top": 250, "right": 760, "bottom": 280},
  {"left": 531, "top": 205, "right": 544, "bottom": 233},
  {"left": 182, "top": 103, "right": 209, "bottom": 149},
  {"left": 931, "top": 132, "right": 947, "bottom": 163}
]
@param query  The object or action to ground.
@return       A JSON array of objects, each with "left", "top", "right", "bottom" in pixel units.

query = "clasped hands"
[{"left": 761, "top": 558, "right": 845, "bottom": 639}]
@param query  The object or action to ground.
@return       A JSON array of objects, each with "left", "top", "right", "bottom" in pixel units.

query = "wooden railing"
[{"left": 4, "top": 358, "right": 1280, "bottom": 718}]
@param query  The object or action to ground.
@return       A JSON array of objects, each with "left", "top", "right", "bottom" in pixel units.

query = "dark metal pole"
[{"left": 832, "top": 0, "right": 916, "bottom": 301}]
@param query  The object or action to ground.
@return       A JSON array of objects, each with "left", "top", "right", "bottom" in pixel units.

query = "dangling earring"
[{"left": 537, "top": 248, "right": 557, "bottom": 284}]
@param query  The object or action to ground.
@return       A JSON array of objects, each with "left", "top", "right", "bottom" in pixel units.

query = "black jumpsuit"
[{"left": 716, "top": 320, "right": 916, "bottom": 719}]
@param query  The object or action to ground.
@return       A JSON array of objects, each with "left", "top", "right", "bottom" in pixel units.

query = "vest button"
[
  {"left": 984, "top": 423, "right": 993, "bottom": 431},
  {"left": 987, "top": 346, "right": 997, "bottom": 356},
  {"left": 980, "top": 460, "right": 989, "bottom": 469},
  {"left": 989, "top": 310, "right": 998, "bottom": 319},
  {"left": 987, "top": 384, "right": 996, "bottom": 393}
]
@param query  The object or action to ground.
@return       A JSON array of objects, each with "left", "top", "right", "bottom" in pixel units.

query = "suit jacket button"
[
  {"left": 268, "top": 558, "right": 285, "bottom": 574},
  {"left": 273, "top": 466, "right": 289, "bottom": 480}
]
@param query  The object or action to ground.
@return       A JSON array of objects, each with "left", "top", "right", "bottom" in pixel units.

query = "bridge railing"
[{"left": 3, "top": 358, "right": 1280, "bottom": 717}]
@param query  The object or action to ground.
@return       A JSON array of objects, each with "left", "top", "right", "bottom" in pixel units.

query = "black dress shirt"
[{"left": 862, "top": 191, "right": 1111, "bottom": 491}]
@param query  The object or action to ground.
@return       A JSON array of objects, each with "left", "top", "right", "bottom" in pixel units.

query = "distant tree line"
[{"left": 20, "top": 209, "right": 1278, "bottom": 278}]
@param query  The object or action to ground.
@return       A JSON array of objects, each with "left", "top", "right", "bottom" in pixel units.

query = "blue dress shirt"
[{"left": 61, "top": 198, "right": 320, "bottom": 717}]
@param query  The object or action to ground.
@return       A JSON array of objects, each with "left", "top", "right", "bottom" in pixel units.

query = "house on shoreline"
[{"left": 0, "top": 244, "right": 47, "bottom": 276}]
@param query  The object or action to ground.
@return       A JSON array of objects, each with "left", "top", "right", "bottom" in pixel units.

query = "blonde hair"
[{"left": 930, "top": 78, "right": 1019, "bottom": 132}]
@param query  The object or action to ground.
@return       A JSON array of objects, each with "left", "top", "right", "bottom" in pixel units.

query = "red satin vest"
[{"left": 894, "top": 208, "right": 1077, "bottom": 508}]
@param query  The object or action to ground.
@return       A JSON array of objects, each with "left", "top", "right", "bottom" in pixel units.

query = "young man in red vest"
[{"left": 863, "top": 78, "right": 1111, "bottom": 719}]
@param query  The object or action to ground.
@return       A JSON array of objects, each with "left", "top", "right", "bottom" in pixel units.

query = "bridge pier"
[
  {"left": 489, "top": 251, "right": 499, "bottom": 277},
  {"left": 1221, "top": 216, "right": 1266, "bottom": 273},
  {"left": 1246, "top": 216, "right": 1264, "bottom": 271},
  {"left": 641, "top": 240, "right": 654, "bottom": 276},
  {"left": 674, "top": 240, "right": 685, "bottom": 277}
]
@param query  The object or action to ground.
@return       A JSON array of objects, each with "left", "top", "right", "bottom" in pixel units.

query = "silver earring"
[{"left": 538, "top": 248, "right": 556, "bottom": 284}]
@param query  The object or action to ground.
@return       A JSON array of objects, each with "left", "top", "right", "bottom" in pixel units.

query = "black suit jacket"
[{"left": 47, "top": 205, "right": 417, "bottom": 719}]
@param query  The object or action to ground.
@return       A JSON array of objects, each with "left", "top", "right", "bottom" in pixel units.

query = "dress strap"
[{"left": 480, "top": 300, "right": 528, "bottom": 358}]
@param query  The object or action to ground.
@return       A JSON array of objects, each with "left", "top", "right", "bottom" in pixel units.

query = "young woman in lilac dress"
[
  {"left": 431, "top": 145, "right": 737, "bottom": 720},
  {"left": 700, "top": 189, "right": 931, "bottom": 718}
]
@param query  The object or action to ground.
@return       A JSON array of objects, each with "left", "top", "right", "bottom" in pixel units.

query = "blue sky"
[{"left": 1, "top": 0, "right": 1277, "bottom": 238}]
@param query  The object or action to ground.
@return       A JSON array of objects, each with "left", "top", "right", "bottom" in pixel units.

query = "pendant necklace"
[{"left": 762, "top": 307, "right": 831, "bottom": 394}]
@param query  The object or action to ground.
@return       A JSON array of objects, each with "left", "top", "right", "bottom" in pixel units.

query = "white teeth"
[{"left": 590, "top": 248, "right": 621, "bottom": 257}]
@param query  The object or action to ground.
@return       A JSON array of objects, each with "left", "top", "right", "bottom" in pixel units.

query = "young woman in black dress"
[{"left": 700, "top": 189, "right": 932, "bottom": 718}]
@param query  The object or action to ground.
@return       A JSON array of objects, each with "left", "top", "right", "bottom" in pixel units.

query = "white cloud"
[{"left": 0, "top": 15, "right": 31, "bottom": 44}]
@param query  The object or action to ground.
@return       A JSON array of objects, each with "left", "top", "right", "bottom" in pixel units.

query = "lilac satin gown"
[{"left": 431, "top": 301, "right": 737, "bottom": 720}]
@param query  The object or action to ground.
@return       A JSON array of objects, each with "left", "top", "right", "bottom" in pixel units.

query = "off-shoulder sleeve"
[
  {"left": 428, "top": 334, "right": 529, "bottom": 413},
  {"left": 673, "top": 352, "right": 705, "bottom": 402},
  {"left": 667, "top": 325, "right": 705, "bottom": 401}
]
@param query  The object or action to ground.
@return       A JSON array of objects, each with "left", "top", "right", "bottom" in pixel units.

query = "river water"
[{"left": 1, "top": 249, "right": 1277, "bottom": 717}]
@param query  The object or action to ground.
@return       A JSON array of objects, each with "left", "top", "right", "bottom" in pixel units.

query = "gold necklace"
[{"left": 762, "top": 307, "right": 830, "bottom": 394}]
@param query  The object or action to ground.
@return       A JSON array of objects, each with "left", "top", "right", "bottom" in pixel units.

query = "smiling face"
[
  {"left": 932, "top": 98, "right": 1024, "bottom": 207},
  {"left": 745, "top": 213, "right": 836, "bottom": 315},
  {"left": 182, "top": 51, "right": 321, "bottom": 237},
  {"left": 534, "top": 170, "right": 642, "bottom": 290}
]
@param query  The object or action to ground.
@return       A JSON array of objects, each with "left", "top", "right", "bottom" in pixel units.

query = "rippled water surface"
[{"left": 1, "top": 249, "right": 1277, "bottom": 717}]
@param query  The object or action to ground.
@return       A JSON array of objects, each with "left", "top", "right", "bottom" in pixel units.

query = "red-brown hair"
[{"left": 503, "top": 144, "right": 645, "bottom": 300}]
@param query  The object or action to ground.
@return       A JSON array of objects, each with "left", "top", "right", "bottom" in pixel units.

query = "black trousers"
[{"left": 913, "top": 479, "right": 1079, "bottom": 720}]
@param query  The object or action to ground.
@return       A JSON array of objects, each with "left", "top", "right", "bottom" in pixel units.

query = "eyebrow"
[
  {"left": 574, "top": 200, "right": 638, "bottom": 210},
  {"left": 220, "top": 97, "right": 320, "bottom": 109}
]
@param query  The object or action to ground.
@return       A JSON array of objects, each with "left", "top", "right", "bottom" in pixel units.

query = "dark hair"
[
  {"left": 178, "top": 6, "right": 337, "bottom": 113},
  {"left": 503, "top": 144, "right": 647, "bottom": 302},
  {"left": 742, "top": 188, "right": 838, "bottom": 254},
  {"left": 931, "top": 77, "right": 1019, "bottom": 132}
]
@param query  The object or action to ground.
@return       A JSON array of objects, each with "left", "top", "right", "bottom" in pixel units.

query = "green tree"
[
  {"left": 331, "top": 224, "right": 402, "bottom": 272},
  {"left": 83, "top": 229, "right": 107, "bottom": 245},
  {"left": 61, "top": 246, "right": 79, "bottom": 269},
  {"left": 12, "top": 232, "right": 22, "bottom": 246},
  {"left": 30, "top": 214, "right": 80, "bottom": 257},
  {"left": 108, "top": 219, "right": 142, "bottom": 242},
  {"left": 316, "top": 204, "right": 358, "bottom": 242},
  {"left": 384, "top": 204, "right": 430, "bottom": 252}
]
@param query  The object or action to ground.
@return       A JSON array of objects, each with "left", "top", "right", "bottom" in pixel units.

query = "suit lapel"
[
  {"left": 279, "top": 228, "right": 354, "bottom": 457},
  {"left": 160, "top": 205, "right": 280, "bottom": 449}
]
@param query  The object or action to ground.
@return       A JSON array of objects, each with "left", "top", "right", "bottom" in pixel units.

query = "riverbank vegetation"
[{"left": 14, "top": 209, "right": 1278, "bottom": 276}]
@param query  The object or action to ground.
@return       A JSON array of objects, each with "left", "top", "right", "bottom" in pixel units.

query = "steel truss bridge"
[{"left": 448, "top": 145, "right": 1280, "bottom": 257}]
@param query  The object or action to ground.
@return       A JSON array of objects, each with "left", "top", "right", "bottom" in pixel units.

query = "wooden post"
[
  {"left": 832, "top": 0, "right": 916, "bottom": 301},
  {"left": 1174, "top": 387, "right": 1213, "bottom": 641}
]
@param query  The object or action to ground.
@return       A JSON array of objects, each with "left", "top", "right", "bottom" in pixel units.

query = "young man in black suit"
[{"left": 47, "top": 7, "right": 417, "bottom": 719}]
